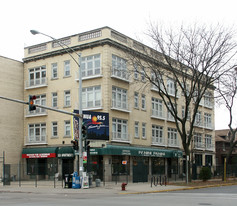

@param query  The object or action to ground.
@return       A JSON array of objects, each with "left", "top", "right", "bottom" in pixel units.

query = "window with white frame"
[
  {"left": 152, "top": 97, "right": 163, "bottom": 118},
  {"left": 142, "top": 123, "right": 146, "bottom": 139},
  {"left": 204, "top": 113, "right": 212, "bottom": 128},
  {"left": 28, "top": 123, "right": 46, "bottom": 143},
  {"left": 167, "top": 102, "right": 175, "bottom": 121},
  {"left": 112, "top": 55, "right": 128, "bottom": 80},
  {"left": 151, "top": 72, "right": 163, "bottom": 91},
  {"left": 64, "top": 60, "right": 70, "bottom": 77},
  {"left": 134, "top": 121, "right": 139, "bottom": 138},
  {"left": 112, "top": 86, "right": 128, "bottom": 110},
  {"left": 168, "top": 128, "right": 178, "bottom": 147},
  {"left": 194, "top": 111, "right": 202, "bottom": 126},
  {"left": 112, "top": 118, "right": 128, "bottom": 141},
  {"left": 82, "top": 86, "right": 101, "bottom": 109},
  {"left": 152, "top": 125, "right": 163, "bottom": 145},
  {"left": 64, "top": 90, "right": 71, "bottom": 107},
  {"left": 52, "top": 92, "right": 58, "bottom": 108},
  {"left": 141, "top": 94, "right": 146, "bottom": 110},
  {"left": 182, "top": 106, "right": 190, "bottom": 120},
  {"left": 167, "top": 78, "right": 176, "bottom": 96},
  {"left": 51, "top": 63, "right": 58, "bottom": 79},
  {"left": 134, "top": 92, "right": 139, "bottom": 108},
  {"left": 81, "top": 54, "right": 101, "bottom": 78},
  {"left": 32, "top": 94, "right": 46, "bottom": 114},
  {"left": 204, "top": 92, "right": 213, "bottom": 108},
  {"left": 64, "top": 120, "right": 71, "bottom": 137},
  {"left": 52, "top": 122, "right": 58, "bottom": 137},
  {"left": 29, "top": 66, "right": 46, "bottom": 87},
  {"left": 134, "top": 64, "right": 139, "bottom": 80},
  {"left": 194, "top": 133, "right": 202, "bottom": 148},
  {"left": 141, "top": 68, "right": 145, "bottom": 82},
  {"left": 205, "top": 134, "right": 212, "bottom": 149}
]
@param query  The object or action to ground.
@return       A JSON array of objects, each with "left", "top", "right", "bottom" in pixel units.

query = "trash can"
[
  {"left": 95, "top": 179, "right": 101, "bottom": 187},
  {"left": 72, "top": 172, "right": 81, "bottom": 189},
  {"left": 64, "top": 174, "right": 72, "bottom": 188}
]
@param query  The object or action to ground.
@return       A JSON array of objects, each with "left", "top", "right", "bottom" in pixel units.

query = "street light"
[{"left": 30, "top": 30, "right": 84, "bottom": 176}]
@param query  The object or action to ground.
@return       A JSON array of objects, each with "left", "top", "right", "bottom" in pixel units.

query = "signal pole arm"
[{"left": 0, "top": 95, "right": 82, "bottom": 118}]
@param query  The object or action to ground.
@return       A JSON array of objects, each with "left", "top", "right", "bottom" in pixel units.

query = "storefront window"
[
  {"left": 112, "top": 156, "right": 130, "bottom": 175},
  {"left": 152, "top": 158, "right": 165, "bottom": 175}
]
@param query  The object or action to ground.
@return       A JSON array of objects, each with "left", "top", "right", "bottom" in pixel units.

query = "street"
[{"left": 0, "top": 185, "right": 237, "bottom": 206}]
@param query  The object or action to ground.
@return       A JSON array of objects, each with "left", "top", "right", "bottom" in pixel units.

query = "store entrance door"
[
  {"left": 133, "top": 157, "right": 148, "bottom": 183},
  {"left": 62, "top": 159, "right": 74, "bottom": 179}
]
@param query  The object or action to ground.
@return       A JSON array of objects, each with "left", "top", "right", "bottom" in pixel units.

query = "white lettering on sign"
[
  {"left": 97, "top": 115, "right": 105, "bottom": 121},
  {"left": 83, "top": 114, "right": 91, "bottom": 119}
]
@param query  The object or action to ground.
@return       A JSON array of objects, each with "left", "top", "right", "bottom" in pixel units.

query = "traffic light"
[
  {"left": 71, "top": 140, "right": 79, "bottom": 150},
  {"left": 82, "top": 122, "right": 87, "bottom": 139},
  {"left": 29, "top": 95, "right": 36, "bottom": 111}
]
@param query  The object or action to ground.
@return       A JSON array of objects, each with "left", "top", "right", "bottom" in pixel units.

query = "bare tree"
[
  {"left": 216, "top": 69, "right": 237, "bottom": 166},
  {"left": 127, "top": 23, "right": 237, "bottom": 182}
]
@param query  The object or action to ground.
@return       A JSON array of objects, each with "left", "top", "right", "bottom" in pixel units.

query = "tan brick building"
[
  {"left": 0, "top": 56, "right": 24, "bottom": 181},
  {"left": 22, "top": 27, "right": 215, "bottom": 182}
]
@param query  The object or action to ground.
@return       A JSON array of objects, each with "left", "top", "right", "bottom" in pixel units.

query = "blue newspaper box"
[{"left": 72, "top": 172, "right": 81, "bottom": 189}]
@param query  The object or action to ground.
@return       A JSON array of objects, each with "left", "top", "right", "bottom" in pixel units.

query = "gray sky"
[{"left": 1, "top": 0, "right": 237, "bottom": 129}]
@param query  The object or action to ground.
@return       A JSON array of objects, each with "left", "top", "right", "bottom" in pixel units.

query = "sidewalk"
[{"left": 0, "top": 182, "right": 188, "bottom": 195}]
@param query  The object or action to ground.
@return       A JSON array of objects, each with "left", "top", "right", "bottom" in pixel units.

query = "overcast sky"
[{"left": 1, "top": 0, "right": 237, "bottom": 130}]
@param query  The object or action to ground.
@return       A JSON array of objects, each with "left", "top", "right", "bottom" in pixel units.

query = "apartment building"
[
  {"left": 22, "top": 27, "right": 215, "bottom": 182},
  {"left": 0, "top": 56, "right": 24, "bottom": 180}
]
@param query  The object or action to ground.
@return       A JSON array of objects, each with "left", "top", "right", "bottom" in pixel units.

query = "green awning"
[
  {"left": 22, "top": 147, "right": 58, "bottom": 158},
  {"left": 58, "top": 146, "right": 75, "bottom": 159},
  {"left": 90, "top": 145, "right": 183, "bottom": 158}
]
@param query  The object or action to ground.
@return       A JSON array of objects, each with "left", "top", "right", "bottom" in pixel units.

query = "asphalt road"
[{"left": 1, "top": 185, "right": 237, "bottom": 206}]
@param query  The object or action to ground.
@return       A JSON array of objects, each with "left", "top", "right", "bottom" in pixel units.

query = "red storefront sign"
[{"left": 22, "top": 153, "right": 56, "bottom": 158}]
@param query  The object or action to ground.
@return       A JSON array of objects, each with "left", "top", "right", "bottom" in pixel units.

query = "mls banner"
[
  {"left": 72, "top": 110, "right": 79, "bottom": 140},
  {"left": 73, "top": 110, "right": 109, "bottom": 140}
]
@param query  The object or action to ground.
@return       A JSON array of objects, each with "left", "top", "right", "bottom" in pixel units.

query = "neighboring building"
[
  {"left": 215, "top": 129, "right": 237, "bottom": 165},
  {"left": 0, "top": 56, "right": 24, "bottom": 180},
  {"left": 22, "top": 27, "right": 215, "bottom": 182}
]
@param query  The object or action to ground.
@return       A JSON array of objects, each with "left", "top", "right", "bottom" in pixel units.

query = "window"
[
  {"left": 204, "top": 113, "right": 212, "bottom": 129},
  {"left": 112, "top": 86, "right": 128, "bottom": 110},
  {"left": 204, "top": 92, "right": 213, "bottom": 108},
  {"left": 51, "top": 63, "right": 58, "bottom": 79},
  {"left": 52, "top": 122, "right": 58, "bottom": 137},
  {"left": 134, "top": 92, "right": 139, "bottom": 108},
  {"left": 28, "top": 66, "right": 46, "bottom": 87},
  {"left": 134, "top": 122, "right": 139, "bottom": 138},
  {"left": 64, "top": 60, "right": 70, "bottom": 77},
  {"left": 152, "top": 125, "right": 163, "bottom": 145},
  {"left": 112, "top": 118, "right": 128, "bottom": 141},
  {"left": 112, "top": 55, "right": 128, "bottom": 81},
  {"left": 168, "top": 128, "right": 178, "bottom": 147},
  {"left": 194, "top": 133, "right": 202, "bottom": 149},
  {"left": 167, "top": 102, "right": 175, "bottom": 121},
  {"left": 151, "top": 72, "right": 163, "bottom": 91},
  {"left": 205, "top": 134, "right": 212, "bottom": 149},
  {"left": 194, "top": 111, "right": 202, "bottom": 126},
  {"left": 52, "top": 92, "right": 58, "bottom": 108},
  {"left": 82, "top": 86, "right": 101, "bottom": 108},
  {"left": 142, "top": 123, "right": 146, "bottom": 139},
  {"left": 30, "top": 94, "right": 46, "bottom": 114},
  {"left": 134, "top": 64, "right": 139, "bottom": 80},
  {"left": 141, "top": 94, "right": 146, "bottom": 110},
  {"left": 81, "top": 54, "right": 101, "bottom": 78},
  {"left": 152, "top": 97, "right": 163, "bottom": 118},
  {"left": 195, "top": 154, "right": 203, "bottom": 166},
  {"left": 28, "top": 123, "right": 46, "bottom": 143},
  {"left": 167, "top": 78, "right": 176, "bottom": 96},
  {"left": 64, "top": 120, "right": 71, "bottom": 137},
  {"left": 141, "top": 69, "right": 145, "bottom": 82},
  {"left": 182, "top": 106, "right": 190, "bottom": 120},
  {"left": 64, "top": 90, "right": 71, "bottom": 107}
]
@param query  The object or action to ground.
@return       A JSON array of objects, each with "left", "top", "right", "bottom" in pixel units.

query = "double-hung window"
[
  {"left": 134, "top": 121, "right": 139, "bottom": 138},
  {"left": 64, "top": 120, "right": 71, "bottom": 137},
  {"left": 141, "top": 94, "right": 146, "bottom": 110},
  {"left": 142, "top": 123, "right": 146, "bottom": 139},
  {"left": 51, "top": 63, "right": 58, "bottom": 79},
  {"left": 112, "top": 118, "right": 128, "bottom": 141},
  {"left": 167, "top": 78, "right": 176, "bottom": 96},
  {"left": 52, "top": 122, "right": 58, "bottom": 137},
  {"left": 28, "top": 123, "right": 46, "bottom": 144},
  {"left": 194, "top": 133, "right": 202, "bottom": 149},
  {"left": 152, "top": 125, "right": 163, "bottom": 145},
  {"left": 52, "top": 92, "right": 58, "bottom": 108},
  {"left": 112, "top": 86, "right": 128, "bottom": 110},
  {"left": 64, "top": 90, "right": 71, "bottom": 107},
  {"left": 204, "top": 113, "right": 212, "bottom": 129},
  {"left": 82, "top": 86, "right": 101, "bottom": 109},
  {"left": 64, "top": 60, "right": 70, "bottom": 77},
  {"left": 112, "top": 55, "right": 128, "bottom": 81},
  {"left": 134, "top": 92, "right": 139, "bottom": 108},
  {"left": 152, "top": 97, "right": 163, "bottom": 118},
  {"left": 81, "top": 54, "right": 101, "bottom": 77},
  {"left": 168, "top": 128, "right": 178, "bottom": 147},
  {"left": 205, "top": 134, "right": 212, "bottom": 149}
]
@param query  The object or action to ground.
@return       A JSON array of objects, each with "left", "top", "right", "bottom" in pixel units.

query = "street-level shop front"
[
  {"left": 90, "top": 145, "right": 183, "bottom": 183},
  {"left": 21, "top": 146, "right": 75, "bottom": 180}
]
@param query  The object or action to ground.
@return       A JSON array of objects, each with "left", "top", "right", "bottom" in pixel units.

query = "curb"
[{"left": 120, "top": 182, "right": 237, "bottom": 195}]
